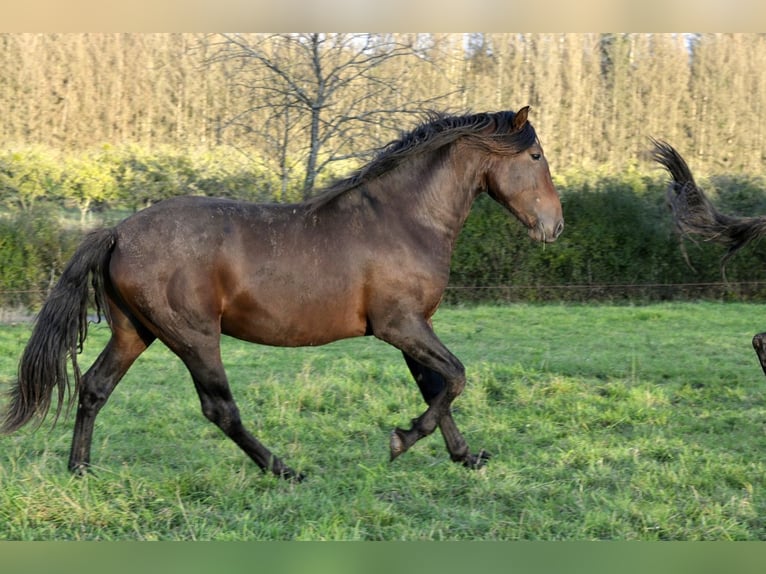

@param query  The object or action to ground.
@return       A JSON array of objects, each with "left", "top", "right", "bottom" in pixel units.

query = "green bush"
[
  {"left": 0, "top": 148, "right": 64, "bottom": 211},
  {"left": 60, "top": 151, "right": 119, "bottom": 222},
  {"left": 0, "top": 206, "right": 81, "bottom": 309},
  {"left": 186, "top": 149, "right": 285, "bottom": 203},
  {"left": 448, "top": 174, "right": 766, "bottom": 302}
]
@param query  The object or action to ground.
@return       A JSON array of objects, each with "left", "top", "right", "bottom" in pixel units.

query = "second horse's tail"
[
  {"left": 1, "top": 228, "right": 116, "bottom": 433},
  {"left": 652, "top": 138, "right": 766, "bottom": 272}
]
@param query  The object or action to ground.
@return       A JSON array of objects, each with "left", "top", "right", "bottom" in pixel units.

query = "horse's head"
[{"left": 482, "top": 107, "right": 564, "bottom": 243}]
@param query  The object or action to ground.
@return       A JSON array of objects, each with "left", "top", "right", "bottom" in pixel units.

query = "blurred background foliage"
[{"left": 2, "top": 33, "right": 766, "bottom": 308}]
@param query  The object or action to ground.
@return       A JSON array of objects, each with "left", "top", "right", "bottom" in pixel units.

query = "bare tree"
[{"left": 207, "top": 33, "right": 449, "bottom": 199}]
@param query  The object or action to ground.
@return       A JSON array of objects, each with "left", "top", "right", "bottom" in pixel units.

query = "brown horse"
[
  {"left": 652, "top": 139, "right": 766, "bottom": 376},
  {"left": 2, "top": 107, "right": 563, "bottom": 481}
]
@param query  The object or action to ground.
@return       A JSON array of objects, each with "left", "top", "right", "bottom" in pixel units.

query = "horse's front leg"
[
  {"left": 376, "top": 317, "right": 488, "bottom": 468},
  {"left": 752, "top": 332, "right": 766, "bottom": 376},
  {"left": 400, "top": 352, "right": 490, "bottom": 468}
]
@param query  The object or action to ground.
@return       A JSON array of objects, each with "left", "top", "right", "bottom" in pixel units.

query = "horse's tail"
[
  {"left": 1, "top": 228, "right": 117, "bottom": 433},
  {"left": 652, "top": 138, "right": 766, "bottom": 273}
]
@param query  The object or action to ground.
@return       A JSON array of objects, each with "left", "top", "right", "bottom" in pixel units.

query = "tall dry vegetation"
[{"left": 2, "top": 33, "right": 766, "bottom": 178}]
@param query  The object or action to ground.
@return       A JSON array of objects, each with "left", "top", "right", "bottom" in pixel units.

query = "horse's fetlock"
[{"left": 448, "top": 446, "right": 470, "bottom": 462}]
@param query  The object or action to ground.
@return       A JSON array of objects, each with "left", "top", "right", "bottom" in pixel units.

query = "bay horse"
[
  {"left": 2, "top": 107, "right": 563, "bottom": 481},
  {"left": 652, "top": 139, "right": 766, "bottom": 376}
]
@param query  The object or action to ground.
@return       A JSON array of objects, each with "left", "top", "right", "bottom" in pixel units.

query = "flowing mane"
[{"left": 306, "top": 109, "right": 538, "bottom": 210}]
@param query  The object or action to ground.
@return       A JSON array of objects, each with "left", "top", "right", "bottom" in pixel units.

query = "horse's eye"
[{"left": 531, "top": 153, "right": 541, "bottom": 161}]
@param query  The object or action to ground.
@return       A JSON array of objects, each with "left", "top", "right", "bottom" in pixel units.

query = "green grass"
[{"left": 1, "top": 302, "right": 765, "bottom": 540}]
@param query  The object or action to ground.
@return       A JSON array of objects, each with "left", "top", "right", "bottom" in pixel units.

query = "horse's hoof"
[
  {"left": 461, "top": 449, "right": 491, "bottom": 469},
  {"left": 277, "top": 467, "right": 305, "bottom": 483},
  {"left": 69, "top": 462, "right": 91, "bottom": 477},
  {"left": 389, "top": 428, "right": 406, "bottom": 461}
]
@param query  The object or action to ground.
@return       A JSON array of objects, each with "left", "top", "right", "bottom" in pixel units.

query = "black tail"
[
  {"left": 651, "top": 138, "right": 766, "bottom": 272},
  {"left": 2, "top": 228, "right": 116, "bottom": 433}
]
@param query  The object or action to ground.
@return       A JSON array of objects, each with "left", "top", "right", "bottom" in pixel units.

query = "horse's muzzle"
[{"left": 529, "top": 217, "right": 564, "bottom": 243}]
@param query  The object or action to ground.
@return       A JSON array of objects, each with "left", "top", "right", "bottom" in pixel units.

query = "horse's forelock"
[{"left": 484, "top": 110, "right": 538, "bottom": 154}]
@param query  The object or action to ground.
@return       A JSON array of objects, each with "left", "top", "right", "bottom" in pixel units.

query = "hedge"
[
  {"left": 3, "top": 154, "right": 766, "bottom": 309},
  {"left": 447, "top": 174, "right": 766, "bottom": 303},
  {"left": 0, "top": 206, "right": 81, "bottom": 309}
]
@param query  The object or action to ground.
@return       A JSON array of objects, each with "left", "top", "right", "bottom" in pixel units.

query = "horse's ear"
[{"left": 513, "top": 106, "right": 530, "bottom": 131}]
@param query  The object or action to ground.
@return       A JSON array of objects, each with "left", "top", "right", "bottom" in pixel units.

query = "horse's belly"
[{"left": 220, "top": 293, "right": 367, "bottom": 347}]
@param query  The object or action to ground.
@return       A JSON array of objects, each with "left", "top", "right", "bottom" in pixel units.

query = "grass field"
[{"left": 1, "top": 302, "right": 765, "bottom": 540}]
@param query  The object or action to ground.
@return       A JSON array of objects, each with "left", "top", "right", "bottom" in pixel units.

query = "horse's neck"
[{"left": 366, "top": 148, "right": 483, "bottom": 243}]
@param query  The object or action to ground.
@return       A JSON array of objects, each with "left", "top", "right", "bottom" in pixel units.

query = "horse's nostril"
[{"left": 554, "top": 220, "right": 565, "bottom": 238}]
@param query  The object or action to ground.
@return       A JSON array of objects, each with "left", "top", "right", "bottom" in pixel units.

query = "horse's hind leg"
[
  {"left": 402, "top": 353, "right": 490, "bottom": 469},
  {"left": 752, "top": 332, "right": 766, "bottom": 376},
  {"left": 68, "top": 313, "right": 155, "bottom": 474},
  {"left": 174, "top": 340, "right": 302, "bottom": 481}
]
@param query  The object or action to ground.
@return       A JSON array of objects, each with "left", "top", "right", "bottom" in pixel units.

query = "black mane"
[{"left": 306, "top": 109, "right": 537, "bottom": 210}]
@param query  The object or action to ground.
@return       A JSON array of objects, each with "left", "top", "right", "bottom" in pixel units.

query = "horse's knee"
[
  {"left": 753, "top": 332, "right": 766, "bottom": 351},
  {"left": 200, "top": 398, "right": 241, "bottom": 431},
  {"left": 752, "top": 333, "right": 766, "bottom": 377},
  {"left": 446, "top": 365, "right": 466, "bottom": 399}
]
